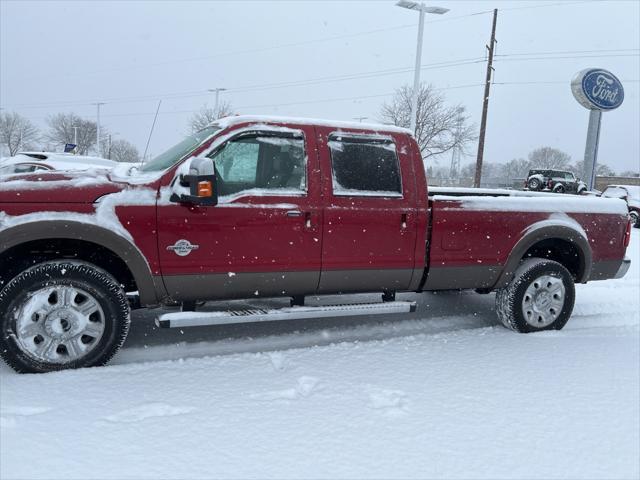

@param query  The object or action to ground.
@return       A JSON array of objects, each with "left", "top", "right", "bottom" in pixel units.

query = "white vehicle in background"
[
  {"left": 0, "top": 152, "right": 117, "bottom": 176},
  {"left": 602, "top": 184, "right": 640, "bottom": 228}
]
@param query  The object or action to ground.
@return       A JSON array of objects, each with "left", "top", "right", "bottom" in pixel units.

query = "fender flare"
[
  {"left": 0, "top": 220, "right": 163, "bottom": 305},
  {"left": 494, "top": 220, "right": 593, "bottom": 289}
]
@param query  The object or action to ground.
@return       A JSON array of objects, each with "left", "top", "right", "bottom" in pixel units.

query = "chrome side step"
[{"left": 156, "top": 301, "right": 417, "bottom": 329}]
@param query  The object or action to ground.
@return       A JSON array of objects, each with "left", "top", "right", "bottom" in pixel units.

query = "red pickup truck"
[{"left": 0, "top": 116, "right": 632, "bottom": 373}]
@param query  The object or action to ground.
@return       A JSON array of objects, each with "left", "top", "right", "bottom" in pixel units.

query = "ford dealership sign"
[{"left": 571, "top": 68, "right": 624, "bottom": 111}]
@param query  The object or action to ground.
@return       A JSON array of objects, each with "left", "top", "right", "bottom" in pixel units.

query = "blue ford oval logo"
[{"left": 571, "top": 68, "right": 624, "bottom": 111}]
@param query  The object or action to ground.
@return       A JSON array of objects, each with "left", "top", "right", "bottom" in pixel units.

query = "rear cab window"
[{"left": 327, "top": 134, "right": 402, "bottom": 197}]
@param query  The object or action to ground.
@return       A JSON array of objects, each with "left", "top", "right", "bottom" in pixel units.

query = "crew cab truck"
[{"left": 0, "top": 116, "right": 632, "bottom": 373}]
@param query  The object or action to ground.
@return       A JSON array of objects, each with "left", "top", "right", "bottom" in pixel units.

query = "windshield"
[
  {"left": 605, "top": 185, "right": 640, "bottom": 200},
  {"left": 140, "top": 126, "right": 220, "bottom": 172}
]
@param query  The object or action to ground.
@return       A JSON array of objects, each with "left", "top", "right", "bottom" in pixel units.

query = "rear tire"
[
  {"left": 0, "top": 261, "right": 130, "bottom": 373},
  {"left": 527, "top": 178, "right": 541, "bottom": 190},
  {"left": 630, "top": 211, "right": 640, "bottom": 228},
  {"left": 496, "top": 258, "right": 575, "bottom": 333}
]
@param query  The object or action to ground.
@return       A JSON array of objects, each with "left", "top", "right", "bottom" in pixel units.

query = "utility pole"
[
  {"left": 94, "top": 102, "right": 105, "bottom": 155},
  {"left": 474, "top": 8, "right": 498, "bottom": 188},
  {"left": 208, "top": 88, "right": 227, "bottom": 117}
]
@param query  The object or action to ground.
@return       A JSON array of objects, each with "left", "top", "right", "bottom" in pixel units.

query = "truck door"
[
  {"left": 157, "top": 126, "right": 322, "bottom": 301},
  {"left": 316, "top": 128, "right": 418, "bottom": 293}
]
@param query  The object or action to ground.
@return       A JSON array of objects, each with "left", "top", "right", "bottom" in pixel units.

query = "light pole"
[
  {"left": 72, "top": 125, "right": 78, "bottom": 148},
  {"left": 353, "top": 116, "right": 368, "bottom": 123},
  {"left": 395, "top": 1, "right": 449, "bottom": 134},
  {"left": 208, "top": 88, "right": 227, "bottom": 117},
  {"left": 93, "top": 102, "right": 105, "bottom": 155}
]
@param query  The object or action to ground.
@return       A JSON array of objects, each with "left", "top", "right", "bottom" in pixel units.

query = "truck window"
[
  {"left": 210, "top": 134, "right": 307, "bottom": 199},
  {"left": 328, "top": 137, "right": 402, "bottom": 197}
]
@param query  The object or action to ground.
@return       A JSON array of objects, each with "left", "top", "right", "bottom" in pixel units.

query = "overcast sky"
[{"left": 1, "top": 0, "right": 638, "bottom": 172}]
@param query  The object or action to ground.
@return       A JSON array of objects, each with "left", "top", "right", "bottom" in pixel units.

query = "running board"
[{"left": 156, "top": 301, "right": 417, "bottom": 329}]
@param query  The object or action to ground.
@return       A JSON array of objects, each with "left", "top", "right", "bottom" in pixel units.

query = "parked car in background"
[
  {"left": 602, "top": 185, "right": 640, "bottom": 228},
  {"left": 0, "top": 152, "right": 117, "bottom": 176},
  {"left": 525, "top": 169, "right": 587, "bottom": 194}
]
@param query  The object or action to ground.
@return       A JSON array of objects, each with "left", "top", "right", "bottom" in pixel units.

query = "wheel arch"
[
  {"left": 494, "top": 220, "right": 592, "bottom": 289},
  {"left": 0, "top": 220, "right": 163, "bottom": 305}
]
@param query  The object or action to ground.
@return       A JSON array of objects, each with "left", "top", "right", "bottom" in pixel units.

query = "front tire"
[
  {"left": 0, "top": 261, "right": 131, "bottom": 373},
  {"left": 496, "top": 258, "right": 575, "bottom": 333},
  {"left": 553, "top": 183, "right": 566, "bottom": 194}
]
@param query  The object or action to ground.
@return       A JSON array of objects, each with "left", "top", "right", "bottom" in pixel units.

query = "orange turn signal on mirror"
[{"left": 197, "top": 181, "right": 213, "bottom": 197}]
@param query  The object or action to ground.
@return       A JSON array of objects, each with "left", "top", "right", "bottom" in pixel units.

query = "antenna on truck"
[{"left": 142, "top": 100, "right": 162, "bottom": 164}]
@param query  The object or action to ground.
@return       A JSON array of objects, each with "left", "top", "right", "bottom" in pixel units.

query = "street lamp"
[{"left": 396, "top": 1, "right": 449, "bottom": 134}]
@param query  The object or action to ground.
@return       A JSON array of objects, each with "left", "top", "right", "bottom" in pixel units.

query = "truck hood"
[{"left": 0, "top": 170, "right": 128, "bottom": 203}]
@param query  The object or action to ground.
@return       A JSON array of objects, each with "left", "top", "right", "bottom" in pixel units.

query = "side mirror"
[{"left": 170, "top": 157, "right": 218, "bottom": 206}]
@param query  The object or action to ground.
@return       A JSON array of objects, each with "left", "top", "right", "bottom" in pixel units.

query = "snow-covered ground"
[{"left": 2, "top": 232, "right": 639, "bottom": 480}]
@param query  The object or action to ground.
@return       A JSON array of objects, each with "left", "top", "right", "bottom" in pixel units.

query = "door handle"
[
  {"left": 286, "top": 210, "right": 303, "bottom": 218},
  {"left": 401, "top": 213, "right": 408, "bottom": 229}
]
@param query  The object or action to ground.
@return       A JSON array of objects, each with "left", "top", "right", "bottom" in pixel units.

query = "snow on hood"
[
  {"left": 0, "top": 187, "right": 158, "bottom": 242},
  {"left": 0, "top": 169, "right": 126, "bottom": 203}
]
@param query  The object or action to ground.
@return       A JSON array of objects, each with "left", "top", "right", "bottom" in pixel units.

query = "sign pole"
[
  {"left": 571, "top": 68, "right": 623, "bottom": 192},
  {"left": 582, "top": 109, "right": 602, "bottom": 191}
]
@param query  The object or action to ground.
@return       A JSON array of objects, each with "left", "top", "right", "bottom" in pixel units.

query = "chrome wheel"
[
  {"left": 13, "top": 285, "right": 106, "bottom": 364},
  {"left": 521, "top": 274, "right": 565, "bottom": 328}
]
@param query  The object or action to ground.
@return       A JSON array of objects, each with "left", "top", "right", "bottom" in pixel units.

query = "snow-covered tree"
[
  {"left": 105, "top": 138, "right": 140, "bottom": 163},
  {"left": 527, "top": 147, "right": 571, "bottom": 170},
  {"left": 0, "top": 111, "right": 40, "bottom": 156},
  {"left": 46, "top": 113, "right": 105, "bottom": 155},
  {"left": 188, "top": 101, "right": 234, "bottom": 133},
  {"left": 380, "top": 83, "right": 476, "bottom": 159},
  {"left": 569, "top": 160, "right": 615, "bottom": 178}
]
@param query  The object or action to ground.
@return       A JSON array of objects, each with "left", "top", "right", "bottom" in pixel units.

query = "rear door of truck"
[{"left": 315, "top": 127, "right": 419, "bottom": 293}]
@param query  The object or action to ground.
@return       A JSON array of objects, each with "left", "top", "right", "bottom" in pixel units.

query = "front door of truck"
[
  {"left": 157, "top": 126, "right": 322, "bottom": 301},
  {"left": 315, "top": 127, "right": 419, "bottom": 293}
]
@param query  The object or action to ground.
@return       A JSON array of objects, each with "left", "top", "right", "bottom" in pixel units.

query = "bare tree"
[
  {"left": 188, "top": 101, "right": 234, "bottom": 133},
  {"left": 527, "top": 147, "right": 571, "bottom": 170},
  {"left": 569, "top": 160, "right": 615, "bottom": 178},
  {"left": 0, "top": 111, "right": 40, "bottom": 156},
  {"left": 46, "top": 113, "right": 107, "bottom": 155},
  {"left": 619, "top": 170, "right": 640, "bottom": 178},
  {"left": 105, "top": 138, "right": 140, "bottom": 163},
  {"left": 380, "top": 84, "right": 476, "bottom": 159},
  {"left": 501, "top": 157, "right": 532, "bottom": 181}
]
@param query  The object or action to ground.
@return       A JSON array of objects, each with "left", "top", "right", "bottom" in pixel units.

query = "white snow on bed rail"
[{"left": 434, "top": 193, "right": 628, "bottom": 215}]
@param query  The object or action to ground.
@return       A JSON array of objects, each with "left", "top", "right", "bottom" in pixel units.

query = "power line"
[
  {"left": 494, "top": 79, "right": 640, "bottom": 85},
  {"left": 494, "top": 53, "right": 639, "bottom": 62},
  {"left": 18, "top": 83, "right": 486, "bottom": 122},
  {"left": 1, "top": 58, "right": 486, "bottom": 110},
  {"left": 499, "top": 1, "right": 601, "bottom": 12},
  {"left": 9, "top": 10, "right": 494, "bottom": 83},
  {"left": 496, "top": 48, "right": 639, "bottom": 57},
  {"left": 4, "top": 48, "right": 637, "bottom": 112}
]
